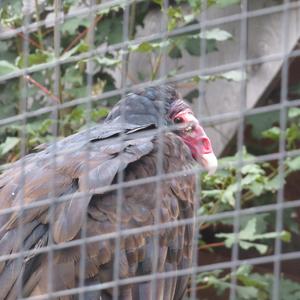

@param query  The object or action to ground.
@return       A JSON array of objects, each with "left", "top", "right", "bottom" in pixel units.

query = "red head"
[
  {"left": 106, "top": 85, "right": 218, "bottom": 174},
  {"left": 170, "top": 102, "right": 218, "bottom": 175}
]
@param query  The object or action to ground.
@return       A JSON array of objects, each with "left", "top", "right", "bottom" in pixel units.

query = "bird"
[{"left": 0, "top": 85, "right": 217, "bottom": 300}]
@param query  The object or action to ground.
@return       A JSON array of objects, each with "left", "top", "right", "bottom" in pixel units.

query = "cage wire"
[{"left": 0, "top": 0, "right": 300, "bottom": 299}]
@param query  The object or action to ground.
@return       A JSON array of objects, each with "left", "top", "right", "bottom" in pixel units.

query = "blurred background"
[{"left": 0, "top": 0, "right": 300, "bottom": 299}]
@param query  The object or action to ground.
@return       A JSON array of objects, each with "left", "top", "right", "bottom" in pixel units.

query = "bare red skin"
[{"left": 172, "top": 108, "right": 217, "bottom": 173}]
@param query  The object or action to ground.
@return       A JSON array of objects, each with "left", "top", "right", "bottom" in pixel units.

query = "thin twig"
[
  {"left": 151, "top": 53, "right": 162, "bottom": 80},
  {"left": 63, "top": 14, "right": 103, "bottom": 54},
  {"left": 17, "top": 32, "right": 42, "bottom": 49},
  {"left": 187, "top": 283, "right": 211, "bottom": 292},
  {"left": 199, "top": 242, "right": 225, "bottom": 250},
  {"left": 24, "top": 75, "right": 60, "bottom": 103},
  {"left": 34, "top": 0, "right": 45, "bottom": 50}
]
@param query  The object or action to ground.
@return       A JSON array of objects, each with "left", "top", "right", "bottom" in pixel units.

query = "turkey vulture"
[{"left": 0, "top": 85, "right": 217, "bottom": 299}]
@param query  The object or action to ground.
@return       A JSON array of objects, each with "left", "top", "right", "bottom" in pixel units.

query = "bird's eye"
[{"left": 174, "top": 117, "right": 183, "bottom": 124}]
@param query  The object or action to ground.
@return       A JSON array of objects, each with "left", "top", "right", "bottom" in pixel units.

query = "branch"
[
  {"left": 199, "top": 242, "right": 225, "bottom": 250},
  {"left": 17, "top": 32, "right": 43, "bottom": 49},
  {"left": 187, "top": 283, "right": 212, "bottom": 292},
  {"left": 151, "top": 53, "right": 162, "bottom": 80},
  {"left": 24, "top": 75, "right": 60, "bottom": 103},
  {"left": 34, "top": 0, "right": 45, "bottom": 50},
  {"left": 63, "top": 14, "right": 103, "bottom": 54}
]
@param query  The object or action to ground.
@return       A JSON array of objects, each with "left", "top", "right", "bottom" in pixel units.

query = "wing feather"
[{"left": 0, "top": 127, "right": 196, "bottom": 300}]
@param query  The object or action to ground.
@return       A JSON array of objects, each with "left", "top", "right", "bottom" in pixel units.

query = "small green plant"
[{"left": 196, "top": 107, "right": 300, "bottom": 298}]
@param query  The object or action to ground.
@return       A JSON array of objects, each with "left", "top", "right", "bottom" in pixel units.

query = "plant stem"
[
  {"left": 199, "top": 242, "right": 225, "bottom": 250},
  {"left": 17, "top": 32, "right": 42, "bottom": 49},
  {"left": 128, "top": 0, "right": 136, "bottom": 40},
  {"left": 24, "top": 75, "right": 60, "bottom": 103},
  {"left": 34, "top": 0, "right": 45, "bottom": 50},
  {"left": 151, "top": 53, "right": 162, "bottom": 80},
  {"left": 187, "top": 283, "right": 212, "bottom": 292},
  {"left": 63, "top": 14, "right": 103, "bottom": 54}
]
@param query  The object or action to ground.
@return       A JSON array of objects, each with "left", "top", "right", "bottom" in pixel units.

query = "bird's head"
[
  {"left": 105, "top": 85, "right": 218, "bottom": 174},
  {"left": 168, "top": 99, "right": 218, "bottom": 175}
]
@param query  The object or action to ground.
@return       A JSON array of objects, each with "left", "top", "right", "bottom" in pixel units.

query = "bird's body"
[{"left": 0, "top": 86, "right": 217, "bottom": 299}]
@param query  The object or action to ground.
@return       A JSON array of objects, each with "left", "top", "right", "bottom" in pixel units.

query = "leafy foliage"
[
  {"left": 197, "top": 266, "right": 261, "bottom": 299},
  {"left": 197, "top": 108, "right": 300, "bottom": 295},
  {"left": 197, "top": 264, "right": 300, "bottom": 300},
  {"left": 0, "top": 0, "right": 243, "bottom": 161},
  {"left": 216, "top": 217, "right": 290, "bottom": 254},
  {"left": 2, "top": 0, "right": 300, "bottom": 298},
  {"left": 259, "top": 107, "right": 300, "bottom": 151}
]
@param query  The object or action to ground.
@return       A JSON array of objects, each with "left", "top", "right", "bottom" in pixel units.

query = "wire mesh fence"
[{"left": 0, "top": 0, "right": 300, "bottom": 299}]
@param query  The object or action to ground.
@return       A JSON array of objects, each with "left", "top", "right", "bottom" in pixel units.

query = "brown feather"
[{"left": 0, "top": 118, "right": 196, "bottom": 300}]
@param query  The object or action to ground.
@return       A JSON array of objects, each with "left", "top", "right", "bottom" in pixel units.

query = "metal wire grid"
[{"left": 0, "top": 0, "right": 299, "bottom": 299}]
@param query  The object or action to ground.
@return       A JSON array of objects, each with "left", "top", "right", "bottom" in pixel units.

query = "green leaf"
[
  {"left": 221, "top": 183, "right": 237, "bottom": 206},
  {"left": 0, "top": 137, "right": 20, "bottom": 156},
  {"left": 241, "top": 164, "right": 265, "bottom": 175},
  {"left": 236, "top": 264, "right": 253, "bottom": 277},
  {"left": 239, "top": 218, "right": 256, "bottom": 240},
  {"left": 152, "top": 0, "right": 163, "bottom": 8},
  {"left": 262, "top": 126, "right": 281, "bottom": 141},
  {"left": 61, "top": 17, "right": 90, "bottom": 35},
  {"left": 221, "top": 214, "right": 269, "bottom": 234},
  {"left": 216, "top": 0, "right": 240, "bottom": 7},
  {"left": 0, "top": 60, "right": 19, "bottom": 76},
  {"left": 130, "top": 40, "right": 170, "bottom": 53},
  {"left": 185, "top": 36, "right": 217, "bottom": 56},
  {"left": 0, "top": 41, "right": 16, "bottom": 63},
  {"left": 246, "top": 111, "right": 280, "bottom": 140},
  {"left": 91, "top": 107, "right": 110, "bottom": 121},
  {"left": 286, "top": 156, "right": 300, "bottom": 172},
  {"left": 187, "top": 0, "right": 202, "bottom": 10},
  {"left": 63, "top": 0, "right": 80, "bottom": 7},
  {"left": 280, "top": 230, "right": 292, "bottom": 243},
  {"left": 266, "top": 174, "right": 282, "bottom": 192},
  {"left": 107, "top": 18, "right": 123, "bottom": 45},
  {"left": 184, "top": 37, "right": 201, "bottom": 56},
  {"left": 202, "top": 189, "right": 222, "bottom": 199},
  {"left": 64, "top": 66, "right": 83, "bottom": 85},
  {"left": 61, "top": 40, "right": 89, "bottom": 59},
  {"left": 248, "top": 181, "right": 265, "bottom": 196},
  {"left": 167, "top": 6, "right": 182, "bottom": 18},
  {"left": 241, "top": 173, "right": 261, "bottom": 186},
  {"left": 235, "top": 285, "right": 259, "bottom": 299},
  {"left": 95, "top": 17, "right": 123, "bottom": 45},
  {"left": 216, "top": 217, "right": 290, "bottom": 255},
  {"left": 184, "top": 14, "right": 195, "bottom": 23},
  {"left": 194, "top": 70, "right": 246, "bottom": 82},
  {"left": 197, "top": 269, "right": 259, "bottom": 299},
  {"left": 98, "top": 4, "right": 124, "bottom": 16},
  {"left": 95, "top": 56, "right": 121, "bottom": 67},
  {"left": 289, "top": 83, "right": 300, "bottom": 95},
  {"left": 16, "top": 51, "right": 54, "bottom": 68},
  {"left": 200, "top": 28, "right": 232, "bottom": 41},
  {"left": 239, "top": 241, "right": 268, "bottom": 254},
  {"left": 67, "top": 86, "right": 88, "bottom": 99},
  {"left": 249, "top": 273, "right": 300, "bottom": 300},
  {"left": 167, "top": 6, "right": 184, "bottom": 31},
  {"left": 169, "top": 45, "right": 182, "bottom": 59},
  {"left": 288, "top": 107, "right": 300, "bottom": 119},
  {"left": 130, "top": 42, "right": 153, "bottom": 52},
  {"left": 237, "top": 268, "right": 269, "bottom": 293},
  {"left": 286, "top": 123, "right": 300, "bottom": 150}
]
